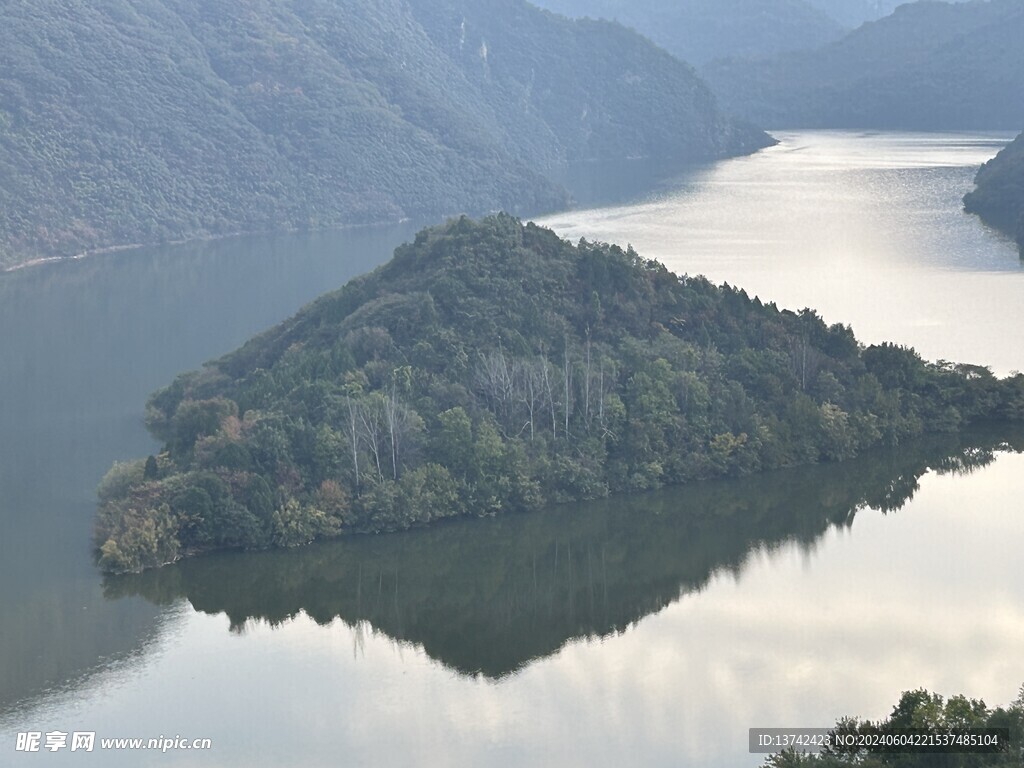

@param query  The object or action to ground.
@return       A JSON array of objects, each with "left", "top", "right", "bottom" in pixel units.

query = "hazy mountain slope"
[
  {"left": 405, "top": 0, "right": 769, "bottom": 163},
  {"left": 529, "top": 0, "right": 846, "bottom": 66},
  {"left": 704, "top": 0, "right": 1024, "bottom": 129},
  {"left": 964, "top": 132, "right": 1024, "bottom": 254},
  {"left": 804, "top": 0, "right": 971, "bottom": 28},
  {"left": 0, "top": 0, "right": 770, "bottom": 270}
]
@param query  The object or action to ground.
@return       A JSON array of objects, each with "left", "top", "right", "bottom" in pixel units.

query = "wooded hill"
[
  {"left": 965, "top": 131, "right": 1024, "bottom": 255},
  {"left": 0, "top": 0, "right": 769, "bottom": 270},
  {"left": 95, "top": 215, "right": 1024, "bottom": 573},
  {"left": 703, "top": 0, "right": 1024, "bottom": 129}
]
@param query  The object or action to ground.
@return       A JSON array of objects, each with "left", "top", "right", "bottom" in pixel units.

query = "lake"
[{"left": 1, "top": 131, "right": 1022, "bottom": 767}]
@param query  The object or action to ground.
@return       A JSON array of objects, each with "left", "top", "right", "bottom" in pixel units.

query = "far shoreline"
[
  {"left": 0, "top": 141, "right": 782, "bottom": 277},
  {"left": 0, "top": 220, "right": 411, "bottom": 276}
]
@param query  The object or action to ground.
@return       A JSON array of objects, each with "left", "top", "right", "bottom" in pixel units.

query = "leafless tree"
[
  {"left": 790, "top": 334, "right": 824, "bottom": 391},
  {"left": 383, "top": 383, "right": 414, "bottom": 480},
  {"left": 563, "top": 338, "right": 574, "bottom": 438},
  {"left": 514, "top": 358, "right": 549, "bottom": 441},
  {"left": 474, "top": 347, "right": 515, "bottom": 427},
  {"left": 582, "top": 332, "right": 593, "bottom": 432},
  {"left": 357, "top": 396, "right": 386, "bottom": 483},
  {"left": 539, "top": 345, "right": 559, "bottom": 439},
  {"left": 345, "top": 394, "right": 361, "bottom": 490}
]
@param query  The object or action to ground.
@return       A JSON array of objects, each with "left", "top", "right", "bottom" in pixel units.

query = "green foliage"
[
  {"left": 95, "top": 215, "right": 1024, "bottom": 572},
  {"left": 97, "top": 503, "right": 180, "bottom": 573},
  {"left": 965, "top": 131, "right": 1024, "bottom": 255},
  {"left": 169, "top": 397, "right": 238, "bottom": 457},
  {"left": 763, "top": 686, "right": 1024, "bottom": 768},
  {"left": 97, "top": 460, "right": 147, "bottom": 504},
  {"left": 400, "top": 464, "right": 462, "bottom": 523},
  {"left": 271, "top": 498, "right": 340, "bottom": 548},
  {"left": 0, "top": 0, "right": 770, "bottom": 270}
]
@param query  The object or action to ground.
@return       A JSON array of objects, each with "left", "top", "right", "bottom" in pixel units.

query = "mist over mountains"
[
  {"left": 804, "top": 0, "right": 971, "bottom": 27},
  {"left": 704, "top": 0, "right": 1024, "bottom": 129},
  {"left": 531, "top": 0, "right": 846, "bottom": 65},
  {"left": 528, "top": 0, "right": 980, "bottom": 65},
  {"left": 1, "top": 0, "right": 1017, "bottom": 272}
]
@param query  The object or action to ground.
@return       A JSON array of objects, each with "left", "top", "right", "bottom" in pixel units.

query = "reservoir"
[{"left": 1, "top": 131, "right": 1021, "bottom": 766}]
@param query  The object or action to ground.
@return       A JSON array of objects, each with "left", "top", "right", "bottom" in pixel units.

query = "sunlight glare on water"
[{"left": 538, "top": 131, "right": 1023, "bottom": 375}]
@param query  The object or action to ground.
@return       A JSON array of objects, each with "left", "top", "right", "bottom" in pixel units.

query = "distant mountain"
[
  {"left": 531, "top": 0, "right": 847, "bottom": 65},
  {"left": 964, "top": 132, "right": 1024, "bottom": 254},
  {"left": 0, "top": 0, "right": 769, "bottom": 271},
  {"left": 804, "top": 0, "right": 971, "bottom": 28},
  {"left": 704, "top": 0, "right": 1024, "bottom": 129}
]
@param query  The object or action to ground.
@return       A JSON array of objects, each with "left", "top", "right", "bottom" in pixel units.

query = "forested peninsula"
[
  {"left": 964, "top": 131, "right": 1024, "bottom": 255},
  {"left": 96, "top": 216, "right": 1024, "bottom": 573},
  {"left": 0, "top": 0, "right": 769, "bottom": 271}
]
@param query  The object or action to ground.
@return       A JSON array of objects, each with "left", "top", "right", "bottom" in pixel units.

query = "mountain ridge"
[
  {"left": 530, "top": 0, "right": 847, "bottom": 66},
  {"left": 703, "top": 0, "right": 1024, "bottom": 129},
  {"left": 0, "top": 0, "right": 770, "bottom": 271}
]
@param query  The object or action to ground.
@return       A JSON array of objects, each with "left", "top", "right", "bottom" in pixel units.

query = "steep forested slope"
[
  {"left": 95, "top": 215, "right": 1024, "bottom": 572},
  {"left": 965, "top": 131, "right": 1024, "bottom": 254},
  {"left": 0, "top": 0, "right": 769, "bottom": 270},
  {"left": 530, "top": 0, "right": 846, "bottom": 65},
  {"left": 704, "top": 0, "right": 1024, "bottom": 129}
]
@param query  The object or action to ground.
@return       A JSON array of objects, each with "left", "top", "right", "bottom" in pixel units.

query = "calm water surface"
[
  {"left": 1, "top": 132, "right": 1022, "bottom": 767},
  {"left": 541, "top": 131, "right": 1024, "bottom": 374}
]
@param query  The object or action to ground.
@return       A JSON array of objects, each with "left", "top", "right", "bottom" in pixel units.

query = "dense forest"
[
  {"left": 95, "top": 215, "right": 1024, "bottom": 573},
  {"left": 0, "top": 0, "right": 769, "bottom": 271},
  {"left": 704, "top": 0, "right": 1024, "bottom": 129},
  {"left": 105, "top": 428, "right": 1024, "bottom": 677},
  {"left": 530, "top": 0, "right": 845, "bottom": 66},
  {"left": 763, "top": 687, "right": 1024, "bottom": 767},
  {"left": 964, "top": 132, "right": 1024, "bottom": 255}
]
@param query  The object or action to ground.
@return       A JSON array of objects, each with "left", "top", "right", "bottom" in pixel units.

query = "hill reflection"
[{"left": 105, "top": 428, "right": 1024, "bottom": 679}]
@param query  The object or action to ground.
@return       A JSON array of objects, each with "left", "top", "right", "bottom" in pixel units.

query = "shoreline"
[
  {"left": 0, "top": 143, "right": 779, "bottom": 277},
  {"left": 0, "top": 221, "right": 407, "bottom": 276},
  {"left": 1, "top": 242, "right": 148, "bottom": 274}
]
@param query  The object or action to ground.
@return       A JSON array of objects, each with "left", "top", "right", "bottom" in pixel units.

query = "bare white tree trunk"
[
  {"left": 583, "top": 332, "right": 592, "bottom": 433},
  {"left": 563, "top": 338, "right": 573, "bottom": 438},
  {"left": 540, "top": 346, "right": 558, "bottom": 439},
  {"left": 383, "top": 383, "right": 412, "bottom": 481},
  {"left": 358, "top": 399, "right": 385, "bottom": 483},
  {"left": 346, "top": 395, "right": 361, "bottom": 490}
]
